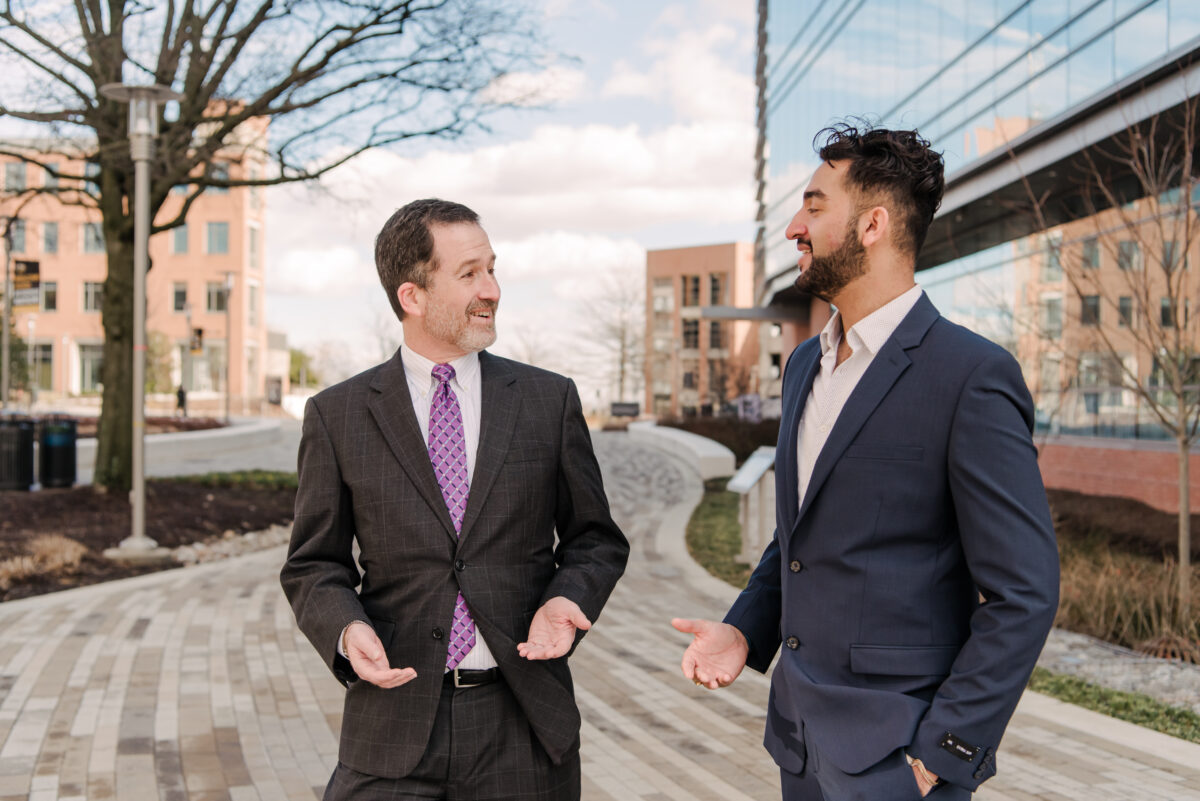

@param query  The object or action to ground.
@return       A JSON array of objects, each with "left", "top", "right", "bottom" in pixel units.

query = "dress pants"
[
  {"left": 324, "top": 676, "right": 580, "bottom": 801},
  {"left": 780, "top": 740, "right": 972, "bottom": 801}
]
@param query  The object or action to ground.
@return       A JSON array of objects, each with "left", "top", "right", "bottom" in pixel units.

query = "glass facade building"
[{"left": 759, "top": 0, "right": 1200, "bottom": 439}]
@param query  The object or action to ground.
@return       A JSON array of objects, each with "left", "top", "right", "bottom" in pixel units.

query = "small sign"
[
  {"left": 189, "top": 327, "right": 204, "bottom": 355},
  {"left": 13, "top": 260, "right": 39, "bottom": 309},
  {"left": 610, "top": 401, "right": 639, "bottom": 417}
]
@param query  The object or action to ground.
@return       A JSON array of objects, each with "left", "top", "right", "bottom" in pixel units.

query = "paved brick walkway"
[{"left": 0, "top": 432, "right": 1198, "bottom": 800}]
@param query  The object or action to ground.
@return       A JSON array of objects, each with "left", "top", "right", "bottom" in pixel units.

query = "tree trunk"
[
  {"left": 93, "top": 226, "right": 135, "bottom": 492},
  {"left": 1179, "top": 434, "right": 1193, "bottom": 625}
]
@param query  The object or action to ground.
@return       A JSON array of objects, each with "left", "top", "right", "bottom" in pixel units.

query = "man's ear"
[
  {"left": 397, "top": 282, "right": 424, "bottom": 317},
  {"left": 860, "top": 206, "right": 890, "bottom": 249}
]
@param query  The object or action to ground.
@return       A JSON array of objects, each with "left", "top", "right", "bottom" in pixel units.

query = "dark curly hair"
[
  {"left": 814, "top": 121, "right": 944, "bottom": 259},
  {"left": 375, "top": 198, "right": 480, "bottom": 321}
]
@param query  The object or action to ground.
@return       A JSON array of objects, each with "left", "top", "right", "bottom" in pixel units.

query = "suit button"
[
  {"left": 454, "top": 559, "right": 465, "bottom": 572},
  {"left": 789, "top": 560, "right": 803, "bottom": 573},
  {"left": 785, "top": 636, "right": 799, "bottom": 650},
  {"left": 432, "top": 627, "right": 444, "bottom": 640}
]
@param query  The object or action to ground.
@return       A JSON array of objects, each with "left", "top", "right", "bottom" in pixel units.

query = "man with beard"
[
  {"left": 672, "top": 124, "right": 1058, "bottom": 800},
  {"left": 282, "top": 198, "right": 629, "bottom": 801}
]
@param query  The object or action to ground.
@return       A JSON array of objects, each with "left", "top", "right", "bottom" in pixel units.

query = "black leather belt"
[{"left": 445, "top": 667, "right": 499, "bottom": 688}]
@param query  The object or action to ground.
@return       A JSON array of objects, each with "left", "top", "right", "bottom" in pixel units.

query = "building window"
[
  {"left": 1081, "top": 238, "right": 1099, "bottom": 270},
  {"left": 8, "top": 219, "right": 25, "bottom": 252},
  {"left": 3, "top": 162, "right": 25, "bottom": 191},
  {"left": 769, "top": 353, "right": 782, "bottom": 380},
  {"left": 770, "top": 323, "right": 782, "bottom": 338},
  {"left": 681, "top": 275, "right": 700, "bottom": 307},
  {"left": 43, "top": 166, "right": 58, "bottom": 192},
  {"left": 82, "top": 222, "right": 105, "bottom": 253},
  {"left": 208, "top": 161, "right": 230, "bottom": 194},
  {"left": 1041, "top": 241, "right": 1062, "bottom": 281},
  {"left": 652, "top": 278, "right": 674, "bottom": 312},
  {"left": 1117, "top": 241, "right": 1141, "bottom": 271},
  {"left": 682, "top": 370, "right": 697, "bottom": 389},
  {"left": 1163, "top": 240, "right": 1181, "bottom": 272},
  {"left": 207, "top": 281, "right": 228, "bottom": 312},
  {"left": 79, "top": 344, "right": 104, "bottom": 392},
  {"left": 249, "top": 226, "right": 260, "bottom": 271},
  {"left": 172, "top": 223, "right": 188, "bottom": 254},
  {"left": 83, "top": 161, "right": 100, "bottom": 195},
  {"left": 1118, "top": 296, "right": 1133, "bottom": 327},
  {"left": 1081, "top": 295, "right": 1100, "bottom": 326},
  {"left": 1040, "top": 295, "right": 1062, "bottom": 340},
  {"left": 682, "top": 319, "right": 700, "bottom": 349},
  {"left": 206, "top": 222, "right": 229, "bottom": 254},
  {"left": 83, "top": 281, "right": 103, "bottom": 312},
  {"left": 1161, "top": 298, "right": 1189, "bottom": 327},
  {"left": 31, "top": 343, "right": 52, "bottom": 390},
  {"left": 41, "top": 281, "right": 56, "bottom": 312},
  {"left": 173, "top": 282, "right": 188, "bottom": 313},
  {"left": 709, "top": 321, "right": 723, "bottom": 349},
  {"left": 43, "top": 221, "right": 57, "bottom": 254},
  {"left": 248, "top": 284, "right": 259, "bottom": 327},
  {"left": 709, "top": 273, "right": 726, "bottom": 305}
]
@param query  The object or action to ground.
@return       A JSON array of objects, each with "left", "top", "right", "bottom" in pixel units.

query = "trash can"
[
  {"left": 38, "top": 415, "right": 78, "bottom": 489},
  {"left": 0, "top": 414, "right": 36, "bottom": 491}
]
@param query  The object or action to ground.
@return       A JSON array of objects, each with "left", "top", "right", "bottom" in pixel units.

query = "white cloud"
[{"left": 601, "top": 23, "right": 754, "bottom": 123}]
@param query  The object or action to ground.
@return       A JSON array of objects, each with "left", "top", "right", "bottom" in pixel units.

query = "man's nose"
[
  {"left": 785, "top": 212, "right": 806, "bottom": 240},
  {"left": 479, "top": 272, "right": 500, "bottom": 301}
]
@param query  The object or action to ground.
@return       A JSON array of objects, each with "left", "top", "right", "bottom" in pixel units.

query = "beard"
[
  {"left": 425, "top": 295, "right": 498, "bottom": 354},
  {"left": 794, "top": 220, "right": 868, "bottom": 302}
]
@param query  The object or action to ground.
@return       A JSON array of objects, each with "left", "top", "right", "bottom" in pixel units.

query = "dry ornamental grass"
[{"left": 0, "top": 534, "right": 89, "bottom": 591}]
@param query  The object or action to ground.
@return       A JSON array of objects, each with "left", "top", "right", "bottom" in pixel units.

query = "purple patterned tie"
[{"left": 428, "top": 363, "right": 475, "bottom": 670}]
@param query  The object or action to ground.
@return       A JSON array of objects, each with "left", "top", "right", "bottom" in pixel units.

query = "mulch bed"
[
  {"left": 0, "top": 480, "right": 295, "bottom": 602},
  {"left": 1048, "top": 488, "right": 1200, "bottom": 560}
]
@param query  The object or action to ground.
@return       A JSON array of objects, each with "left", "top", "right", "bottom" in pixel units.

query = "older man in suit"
[
  {"left": 673, "top": 124, "right": 1059, "bottom": 800},
  {"left": 281, "top": 198, "right": 628, "bottom": 801}
]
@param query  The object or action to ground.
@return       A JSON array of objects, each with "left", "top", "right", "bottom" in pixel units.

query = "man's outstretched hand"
[
  {"left": 672, "top": 618, "right": 749, "bottom": 689},
  {"left": 518, "top": 597, "right": 591, "bottom": 660},
  {"left": 344, "top": 622, "right": 417, "bottom": 688}
]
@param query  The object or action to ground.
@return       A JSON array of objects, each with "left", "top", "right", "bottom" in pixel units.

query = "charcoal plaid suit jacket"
[{"left": 281, "top": 348, "right": 629, "bottom": 779}]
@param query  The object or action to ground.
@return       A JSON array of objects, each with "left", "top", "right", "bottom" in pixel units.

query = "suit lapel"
[
  {"left": 367, "top": 348, "right": 457, "bottom": 541},
  {"left": 459, "top": 351, "right": 520, "bottom": 541},
  {"left": 794, "top": 295, "right": 940, "bottom": 527},
  {"left": 777, "top": 342, "right": 821, "bottom": 539}
]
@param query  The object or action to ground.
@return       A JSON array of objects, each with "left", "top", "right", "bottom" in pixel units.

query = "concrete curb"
[{"left": 627, "top": 421, "right": 736, "bottom": 481}]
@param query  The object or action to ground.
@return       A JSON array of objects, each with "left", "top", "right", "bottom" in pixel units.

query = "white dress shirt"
[
  {"left": 340, "top": 347, "right": 497, "bottom": 670},
  {"left": 797, "top": 285, "right": 924, "bottom": 507}
]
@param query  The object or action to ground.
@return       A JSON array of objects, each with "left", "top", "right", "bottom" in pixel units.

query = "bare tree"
[
  {"left": 0, "top": 0, "right": 546, "bottom": 490},
  {"left": 1014, "top": 96, "right": 1200, "bottom": 625},
  {"left": 577, "top": 269, "right": 644, "bottom": 406}
]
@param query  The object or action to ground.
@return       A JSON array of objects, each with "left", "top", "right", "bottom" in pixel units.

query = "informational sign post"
[{"left": 12, "top": 260, "right": 39, "bottom": 309}]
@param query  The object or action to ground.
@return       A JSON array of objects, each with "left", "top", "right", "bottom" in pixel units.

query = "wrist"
[{"left": 341, "top": 620, "right": 371, "bottom": 655}]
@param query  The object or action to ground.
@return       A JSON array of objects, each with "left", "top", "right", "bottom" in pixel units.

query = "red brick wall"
[{"left": 1037, "top": 437, "right": 1200, "bottom": 513}]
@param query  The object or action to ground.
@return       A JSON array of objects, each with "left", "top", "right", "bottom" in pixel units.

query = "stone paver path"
[{"left": 1, "top": 432, "right": 1199, "bottom": 800}]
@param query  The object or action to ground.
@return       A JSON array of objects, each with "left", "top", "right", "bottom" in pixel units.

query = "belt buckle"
[{"left": 453, "top": 668, "right": 467, "bottom": 688}]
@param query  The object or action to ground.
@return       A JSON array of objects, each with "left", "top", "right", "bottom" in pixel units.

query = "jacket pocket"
[
  {"left": 844, "top": 444, "right": 924, "bottom": 461},
  {"left": 849, "top": 644, "right": 958, "bottom": 676}
]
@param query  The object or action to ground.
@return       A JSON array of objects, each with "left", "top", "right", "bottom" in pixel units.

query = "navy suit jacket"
[{"left": 724, "top": 294, "right": 1058, "bottom": 791}]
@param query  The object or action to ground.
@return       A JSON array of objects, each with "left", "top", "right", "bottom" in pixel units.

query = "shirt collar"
[
  {"left": 819, "top": 285, "right": 924, "bottom": 358},
  {"left": 400, "top": 347, "right": 481, "bottom": 399}
]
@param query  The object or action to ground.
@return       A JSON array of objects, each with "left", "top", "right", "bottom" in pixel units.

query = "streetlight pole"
[
  {"left": 1, "top": 216, "right": 14, "bottom": 410},
  {"left": 100, "top": 82, "right": 181, "bottom": 563},
  {"left": 223, "top": 271, "right": 233, "bottom": 424}
]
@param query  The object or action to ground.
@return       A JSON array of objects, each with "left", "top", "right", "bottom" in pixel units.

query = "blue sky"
[{"left": 265, "top": 0, "right": 758, "bottom": 395}]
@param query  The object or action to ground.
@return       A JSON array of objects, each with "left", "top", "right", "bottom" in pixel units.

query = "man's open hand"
[
  {"left": 344, "top": 622, "right": 417, "bottom": 688},
  {"left": 518, "top": 597, "right": 591, "bottom": 660},
  {"left": 672, "top": 618, "right": 749, "bottom": 689}
]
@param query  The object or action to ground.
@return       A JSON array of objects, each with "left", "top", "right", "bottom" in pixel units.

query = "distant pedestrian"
[{"left": 175, "top": 385, "right": 187, "bottom": 418}]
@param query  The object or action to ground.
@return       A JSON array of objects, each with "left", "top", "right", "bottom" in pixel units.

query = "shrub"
[{"left": 661, "top": 417, "right": 780, "bottom": 466}]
